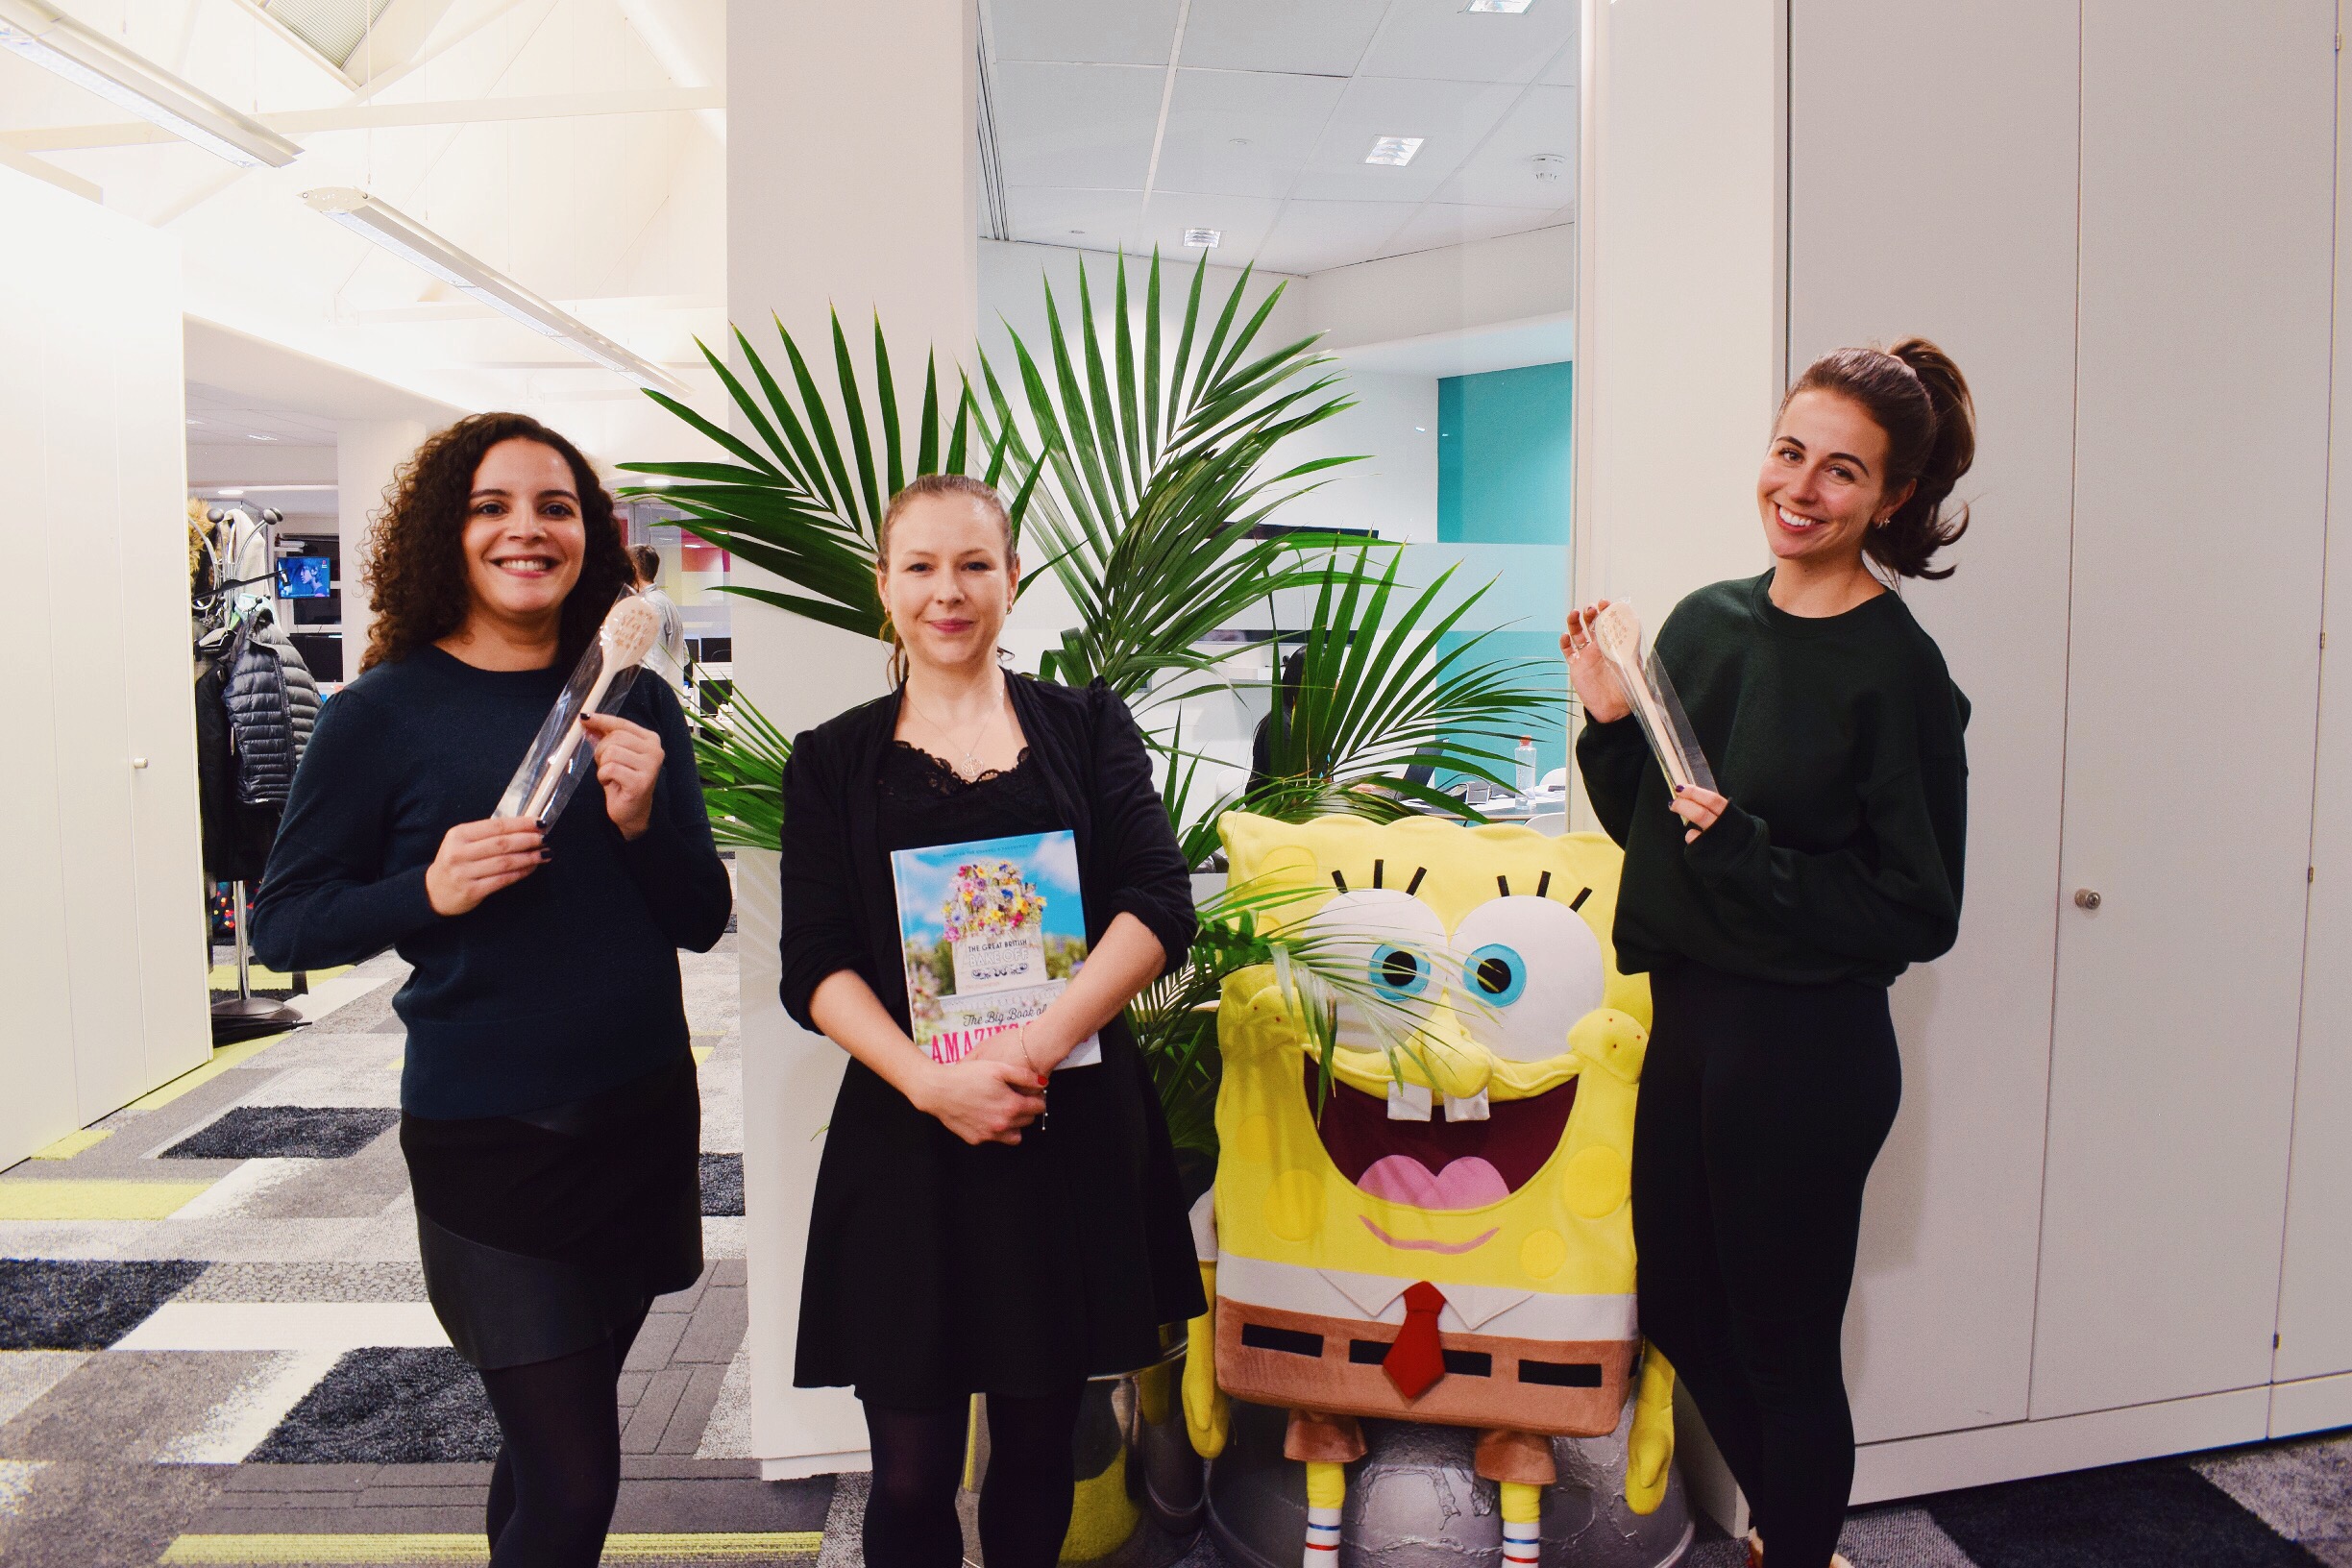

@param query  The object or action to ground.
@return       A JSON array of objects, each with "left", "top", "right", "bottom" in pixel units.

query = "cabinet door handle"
[
  {"left": 2073, "top": 888, "right": 2102, "bottom": 911},
  {"left": 130, "top": 757, "right": 149, "bottom": 770}
]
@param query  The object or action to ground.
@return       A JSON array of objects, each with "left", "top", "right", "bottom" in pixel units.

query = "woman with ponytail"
[{"left": 1563, "top": 341, "right": 1975, "bottom": 1568}]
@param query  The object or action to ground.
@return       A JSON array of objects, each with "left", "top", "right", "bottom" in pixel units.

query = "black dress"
[{"left": 781, "top": 677, "right": 1206, "bottom": 1409}]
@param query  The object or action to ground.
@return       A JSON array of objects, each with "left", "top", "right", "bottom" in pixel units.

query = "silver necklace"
[{"left": 905, "top": 676, "right": 1007, "bottom": 781}]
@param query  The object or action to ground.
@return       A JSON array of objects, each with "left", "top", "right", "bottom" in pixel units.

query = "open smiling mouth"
[{"left": 1304, "top": 1061, "right": 1577, "bottom": 1217}]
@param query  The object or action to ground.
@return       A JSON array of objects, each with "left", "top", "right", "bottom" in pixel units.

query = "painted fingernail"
[{"left": 538, "top": 849, "right": 553, "bottom": 861}]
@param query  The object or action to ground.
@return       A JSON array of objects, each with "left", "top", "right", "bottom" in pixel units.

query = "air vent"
[
  {"left": 1184, "top": 228, "right": 1222, "bottom": 248},
  {"left": 265, "top": 0, "right": 395, "bottom": 69}
]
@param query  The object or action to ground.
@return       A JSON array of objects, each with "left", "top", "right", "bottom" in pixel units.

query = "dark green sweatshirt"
[{"left": 1576, "top": 571, "right": 1970, "bottom": 986}]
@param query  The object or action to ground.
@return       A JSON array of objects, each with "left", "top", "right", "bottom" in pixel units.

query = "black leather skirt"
[{"left": 401, "top": 1053, "right": 703, "bottom": 1370}]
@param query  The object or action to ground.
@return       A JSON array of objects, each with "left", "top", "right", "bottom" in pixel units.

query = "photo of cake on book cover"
[{"left": 891, "top": 829, "right": 1100, "bottom": 1068}]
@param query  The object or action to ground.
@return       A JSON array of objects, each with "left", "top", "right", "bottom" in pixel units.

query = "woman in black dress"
[
  {"left": 254, "top": 413, "right": 733, "bottom": 1566},
  {"left": 777, "top": 474, "right": 1204, "bottom": 1568},
  {"left": 1566, "top": 342, "right": 1974, "bottom": 1568}
]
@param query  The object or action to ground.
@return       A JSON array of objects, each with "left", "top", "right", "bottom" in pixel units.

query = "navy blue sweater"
[{"left": 252, "top": 646, "right": 733, "bottom": 1117}]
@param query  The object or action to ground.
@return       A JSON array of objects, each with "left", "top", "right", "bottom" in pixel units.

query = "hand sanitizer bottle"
[{"left": 1514, "top": 737, "right": 1537, "bottom": 795}]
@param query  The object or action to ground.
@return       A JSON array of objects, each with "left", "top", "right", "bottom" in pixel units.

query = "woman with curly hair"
[{"left": 254, "top": 412, "right": 732, "bottom": 1567}]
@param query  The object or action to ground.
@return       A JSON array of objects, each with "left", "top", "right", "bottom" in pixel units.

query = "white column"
[
  {"left": 727, "top": 0, "right": 980, "bottom": 1479},
  {"left": 1568, "top": 0, "right": 1785, "bottom": 1531},
  {"left": 335, "top": 419, "right": 427, "bottom": 678}
]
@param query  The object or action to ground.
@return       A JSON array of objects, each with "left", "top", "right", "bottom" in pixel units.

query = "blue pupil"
[
  {"left": 1468, "top": 943, "right": 1528, "bottom": 1005},
  {"left": 1370, "top": 944, "right": 1430, "bottom": 998}
]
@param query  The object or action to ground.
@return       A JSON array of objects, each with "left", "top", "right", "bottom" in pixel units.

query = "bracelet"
[{"left": 1017, "top": 1025, "right": 1049, "bottom": 1082}]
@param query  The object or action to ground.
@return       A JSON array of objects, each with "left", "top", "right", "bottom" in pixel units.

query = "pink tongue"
[{"left": 1358, "top": 1155, "right": 1511, "bottom": 1211}]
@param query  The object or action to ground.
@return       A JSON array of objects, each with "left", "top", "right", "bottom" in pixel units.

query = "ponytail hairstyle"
[
  {"left": 1784, "top": 337, "right": 1976, "bottom": 580},
  {"left": 874, "top": 473, "right": 1017, "bottom": 688}
]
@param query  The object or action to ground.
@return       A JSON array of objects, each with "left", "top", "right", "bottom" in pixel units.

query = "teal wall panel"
[{"left": 1435, "top": 360, "right": 1576, "bottom": 546}]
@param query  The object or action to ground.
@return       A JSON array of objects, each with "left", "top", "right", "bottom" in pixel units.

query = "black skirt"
[
  {"left": 402, "top": 1053, "right": 703, "bottom": 1369},
  {"left": 793, "top": 745, "right": 1205, "bottom": 1408}
]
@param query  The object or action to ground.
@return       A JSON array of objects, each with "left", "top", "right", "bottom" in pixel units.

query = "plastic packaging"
[
  {"left": 1589, "top": 601, "right": 1717, "bottom": 795},
  {"left": 495, "top": 595, "right": 664, "bottom": 828}
]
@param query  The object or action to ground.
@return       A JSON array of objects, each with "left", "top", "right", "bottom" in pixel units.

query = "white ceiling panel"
[
  {"left": 1154, "top": 69, "right": 1348, "bottom": 200},
  {"left": 1179, "top": 0, "right": 1385, "bottom": 78},
  {"left": 1379, "top": 203, "right": 1566, "bottom": 259},
  {"left": 993, "top": 61, "right": 1164, "bottom": 189},
  {"left": 1006, "top": 187, "right": 1151, "bottom": 251},
  {"left": 1356, "top": 0, "right": 1580, "bottom": 86},
  {"left": 987, "top": 0, "right": 1183, "bottom": 65},
  {"left": 1257, "top": 199, "right": 1418, "bottom": 275},
  {"left": 1288, "top": 76, "right": 1523, "bottom": 203},
  {"left": 1427, "top": 85, "right": 1577, "bottom": 208}
]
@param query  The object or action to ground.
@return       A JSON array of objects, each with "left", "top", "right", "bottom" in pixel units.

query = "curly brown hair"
[{"left": 359, "top": 412, "right": 632, "bottom": 673}]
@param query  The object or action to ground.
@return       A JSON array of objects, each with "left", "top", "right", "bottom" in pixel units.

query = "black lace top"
[{"left": 877, "top": 740, "right": 1061, "bottom": 854}]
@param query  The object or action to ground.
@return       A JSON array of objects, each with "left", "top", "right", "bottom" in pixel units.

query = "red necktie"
[{"left": 1383, "top": 1281, "right": 1449, "bottom": 1399}]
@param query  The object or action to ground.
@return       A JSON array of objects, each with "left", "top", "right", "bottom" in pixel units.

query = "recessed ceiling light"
[
  {"left": 1185, "top": 228, "right": 1221, "bottom": 248},
  {"left": 1462, "top": 0, "right": 1534, "bottom": 12},
  {"left": 1365, "top": 136, "right": 1424, "bottom": 167},
  {"left": 216, "top": 487, "right": 245, "bottom": 498},
  {"left": 246, "top": 432, "right": 277, "bottom": 441}
]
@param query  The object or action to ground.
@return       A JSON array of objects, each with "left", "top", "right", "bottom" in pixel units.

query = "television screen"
[{"left": 279, "top": 556, "right": 331, "bottom": 599}]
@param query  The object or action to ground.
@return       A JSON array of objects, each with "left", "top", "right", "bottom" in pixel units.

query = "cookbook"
[{"left": 891, "top": 829, "right": 1100, "bottom": 1067}]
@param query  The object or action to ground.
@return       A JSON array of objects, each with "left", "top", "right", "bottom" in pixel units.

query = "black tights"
[
  {"left": 478, "top": 1300, "right": 649, "bottom": 1568},
  {"left": 1631, "top": 963, "right": 1900, "bottom": 1568},
  {"left": 861, "top": 1386, "right": 1086, "bottom": 1568}
]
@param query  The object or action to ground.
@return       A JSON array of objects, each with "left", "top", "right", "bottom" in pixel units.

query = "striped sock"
[
  {"left": 1304, "top": 1507, "right": 1343, "bottom": 1565},
  {"left": 1502, "top": 1518, "right": 1541, "bottom": 1567}
]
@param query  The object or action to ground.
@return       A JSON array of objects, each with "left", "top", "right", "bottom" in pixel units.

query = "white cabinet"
[
  {"left": 1783, "top": 0, "right": 2347, "bottom": 1490},
  {"left": 2031, "top": 0, "right": 2337, "bottom": 1419},
  {"left": 0, "top": 168, "right": 208, "bottom": 1166}
]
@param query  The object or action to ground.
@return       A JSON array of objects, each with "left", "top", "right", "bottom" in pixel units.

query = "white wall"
[
  {"left": 1306, "top": 223, "right": 1576, "bottom": 355},
  {"left": 0, "top": 166, "right": 208, "bottom": 1165}
]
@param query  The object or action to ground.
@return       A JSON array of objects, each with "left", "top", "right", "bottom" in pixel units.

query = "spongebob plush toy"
[{"left": 1185, "top": 812, "right": 1677, "bottom": 1568}]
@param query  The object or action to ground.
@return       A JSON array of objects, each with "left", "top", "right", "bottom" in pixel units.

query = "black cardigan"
[{"left": 776, "top": 674, "right": 1197, "bottom": 1031}]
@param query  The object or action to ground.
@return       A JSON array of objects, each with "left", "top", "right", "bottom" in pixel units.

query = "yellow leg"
[
  {"left": 1626, "top": 1342, "right": 1678, "bottom": 1515},
  {"left": 1303, "top": 1460, "right": 1345, "bottom": 1568},
  {"left": 1183, "top": 1262, "right": 1228, "bottom": 1458},
  {"left": 1499, "top": 1480, "right": 1541, "bottom": 1568}
]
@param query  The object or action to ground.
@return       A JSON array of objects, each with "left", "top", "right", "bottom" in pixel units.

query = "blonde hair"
[{"left": 875, "top": 474, "right": 1016, "bottom": 688}]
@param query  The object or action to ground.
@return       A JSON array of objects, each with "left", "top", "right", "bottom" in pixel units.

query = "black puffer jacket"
[{"left": 228, "top": 610, "right": 322, "bottom": 805}]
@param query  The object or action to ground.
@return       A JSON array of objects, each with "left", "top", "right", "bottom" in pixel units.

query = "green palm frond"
[
  {"left": 619, "top": 312, "right": 1026, "bottom": 640},
  {"left": 975, "top": 250, "right": 1362, "bottom": 696},
  {"left": 689, "top": 685, "right": 793, "bottom": 852}
]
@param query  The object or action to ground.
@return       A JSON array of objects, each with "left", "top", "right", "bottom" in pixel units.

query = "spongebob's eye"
[
  {"left": 1466, "top": 943, "right": 1528, "bottom": 1006},
  {"left": 1302, "top": 888, "right": 1450, "bottom": 1052},
  {"left": 1371, "top": 943, "right": 1432, "bottom": 998},
  {"left": 1450, "top": 895, "right": 1605, "bottom": 1063}
]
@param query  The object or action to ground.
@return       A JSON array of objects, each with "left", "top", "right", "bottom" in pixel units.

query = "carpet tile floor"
[{"left": 2, "top": 934, "right": 2346, "bottom": 1565}]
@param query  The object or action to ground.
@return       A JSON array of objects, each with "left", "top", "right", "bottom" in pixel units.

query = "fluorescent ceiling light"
[
  {"left": 1365, "top": 135, "right": 1424, "bottom": 167},
  {"left": 1184, "top": 227, "right": 1222, "bottom": 248},
  {"left": 302, "top": 187, "right": 691, "bottom": 397},
  {"left": 216, "top": 488, "right": 246, "bottom": 498},
  {"left": 1462, "top": 0, "right": 1534, "bottom": 12},
  {"left": 0, "top": 0, "right": 302, "bottom": 168}
]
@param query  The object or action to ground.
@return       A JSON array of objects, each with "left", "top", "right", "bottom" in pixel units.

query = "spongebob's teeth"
[
  {"left": 1444, "top": 1090, "right": 1490, "bottom": 1123},
  {"left": 1386, "top": 1081, "right": 1433, "bottom": 1121}
]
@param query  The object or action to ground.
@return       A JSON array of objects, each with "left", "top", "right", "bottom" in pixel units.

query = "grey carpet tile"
[
  {"left": 0, "top": 1353, "right": 89, "bottom": 1428},
  {"left": 0, "top": 1350, "right": 281, "bottom": 1463},
  {"left": 179, "top": 1262, "right": 429, "bottom": 1303},
  {"left": 1927, "top": 1459, "right": 2320, "bottom": 1568},
  {"left": 2198, "top": 1431, "right": 2352, "bottom": 1542},
  {"left": 610, "top": 1474, "right": 834, "bottom": 1533},
  {"left": 699, "top": 1152, "right": 744, "bottom": 1216},
  {"left": 0, "top": 1259, "right": 206, "bottom": 1350},
  {"left": 0, "top": 1458, "right": 228, "bottom": 1568},
  {"left": 674, "top": 1286, "right": 747, "bottom": 1366},
  {"left": 2308, "top": 1539, "right": 2352, "bottom": 1568},
  {"left": 163, "top": 1106, "right": 401, "bottom": 1161},
  {"left": 230, "top": 1147, "right": 413, "bottom": 1221},
  {"left": 1841, "top": 1504, "right": 1978, "bottom": 1566},
  {"left": 252, "top": 1347, "right": 502, "bottom": 1464}
]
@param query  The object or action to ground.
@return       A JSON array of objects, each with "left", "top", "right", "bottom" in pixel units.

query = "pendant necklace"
[{"left": 907, "top": 675, "right": 1006, "bottom": 781}]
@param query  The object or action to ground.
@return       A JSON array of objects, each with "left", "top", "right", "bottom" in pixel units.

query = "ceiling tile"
[
  {"left": 994, "top": 61, "right": 1164, "bottom": 188},
  {"left": 1288, "top": 76, "right": 1523, "bottom": 203},
  {"left": 1153, "top": 69, "right": 1348, "bottom": 199},
  {"left": 1179, "top": 0, "right": 1387, "bottom": 78},
  {"left": 1256, "top": 199, "right": 1418, "bottom": 274},
  {"left": 988, "top": 0, "right": 1182, "bottom": 65},
  {"left": 1356, "top": 0, "right": 1580, "bottom": 85},
  {"left": 1005, "top": 187, "right": 1151, "bottom": 252},
  {"left": 1379, "top": 203, "right": 1565, "bottom": 258},
  {"left": 1426, "top": 85, "right": 1576, "bottom": 208}
]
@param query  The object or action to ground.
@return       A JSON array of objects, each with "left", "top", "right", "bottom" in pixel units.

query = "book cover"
[{"left": 891, "top": 829, "right": 1100, "bottom": 1068}]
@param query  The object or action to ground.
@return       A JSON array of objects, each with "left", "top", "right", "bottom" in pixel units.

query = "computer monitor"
[{"left": 278, "top": 556, "right": 331, "bottom": 599}]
